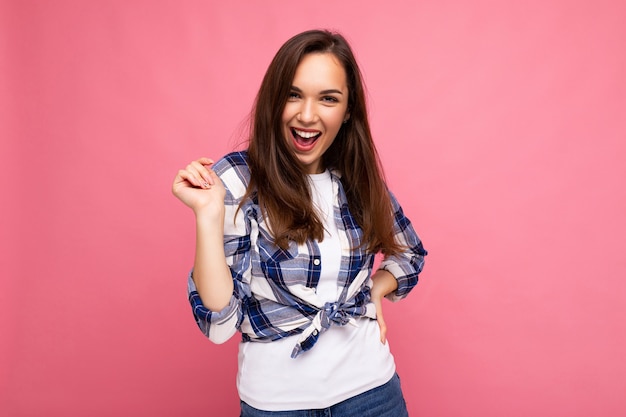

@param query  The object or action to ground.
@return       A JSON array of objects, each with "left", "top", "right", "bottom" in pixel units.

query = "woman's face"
[{"left": 282, "top": 52, "right": 350, "bottom": 174}]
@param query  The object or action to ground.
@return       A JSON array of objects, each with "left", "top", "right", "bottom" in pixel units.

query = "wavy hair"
[{"left": 243, "top": 29, "right": 402, "bottom": 254}]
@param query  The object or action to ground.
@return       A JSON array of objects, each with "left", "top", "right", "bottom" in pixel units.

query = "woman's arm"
[
  {"left": 172, "top": 158, "right": 233, "bottom": 311},
  {"left": 370, "top": 191, "right": 428, "bottom": 343},
  {"left": 192, "top": 206, "right": 233, "bottom": 311},
  {"left": 378, "top": 192, "right": 427, "bottom": 301}
]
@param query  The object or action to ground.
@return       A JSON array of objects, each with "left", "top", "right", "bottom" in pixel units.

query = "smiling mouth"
[{"left": 291, "top": 128, "right": 321, "bottom": 149}]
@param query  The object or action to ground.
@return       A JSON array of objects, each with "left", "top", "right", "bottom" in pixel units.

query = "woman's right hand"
[
  {"left": 172, "top": 157, "right": 226, "bottom": 215},
  {"left": 174, "top": 158, "right": 233, "bottom": 311}
]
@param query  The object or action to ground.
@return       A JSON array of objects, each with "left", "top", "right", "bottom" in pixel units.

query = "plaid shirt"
[{"left": 188, "top": 151, "right": 427, "bottom": 358}]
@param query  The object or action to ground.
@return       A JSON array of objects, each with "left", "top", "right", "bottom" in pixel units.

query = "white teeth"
[{"left": 293, "top": 128, "right": 320, "bottom": 139}]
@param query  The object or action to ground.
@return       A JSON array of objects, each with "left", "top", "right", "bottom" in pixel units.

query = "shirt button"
[{"left": 313, "top": 259, "right": 321, "bottom": 266}]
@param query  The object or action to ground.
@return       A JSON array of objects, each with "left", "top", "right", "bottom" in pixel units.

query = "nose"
[{"left": 296, "top": 99, "right": 316, "bottom": 123}]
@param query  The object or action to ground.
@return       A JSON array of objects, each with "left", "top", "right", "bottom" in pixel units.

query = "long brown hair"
[{"left": 243, "top": 29, "right": 402, "bottom": 254}]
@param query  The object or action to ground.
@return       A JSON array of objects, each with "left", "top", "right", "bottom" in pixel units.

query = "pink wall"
[{"left": 2, "top": 1, "right": 625, "bottom": 416}]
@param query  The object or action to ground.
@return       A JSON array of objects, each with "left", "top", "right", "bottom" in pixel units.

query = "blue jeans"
[{"left": 240, "top": 373, "right": 409, "bottom": 417}]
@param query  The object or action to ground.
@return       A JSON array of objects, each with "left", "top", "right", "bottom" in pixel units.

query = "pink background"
[{"left": 2, "top": 1, "right": 625, "bottom": 416}]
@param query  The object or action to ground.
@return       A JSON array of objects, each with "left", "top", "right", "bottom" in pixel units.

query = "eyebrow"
[{"left": 290, "top": 86, "right": 344, "bottom": 95}]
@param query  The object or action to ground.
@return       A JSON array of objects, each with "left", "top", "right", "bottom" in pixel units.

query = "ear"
[{"left": 343, "top": 113, "right": 351, "bottom": 123}]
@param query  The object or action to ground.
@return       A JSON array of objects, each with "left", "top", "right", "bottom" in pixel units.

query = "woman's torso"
[{"left": 237, "top": 169, "right": 395, "bottom": 411}]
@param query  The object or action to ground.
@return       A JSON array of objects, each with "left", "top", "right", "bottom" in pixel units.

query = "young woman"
[{"left": 172, "top": 29, "right": 427, "bottom": 416}]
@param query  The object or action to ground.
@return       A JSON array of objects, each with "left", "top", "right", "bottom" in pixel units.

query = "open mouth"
[{"left": 291, "top": 128, "right": 321, "bottom": 150}]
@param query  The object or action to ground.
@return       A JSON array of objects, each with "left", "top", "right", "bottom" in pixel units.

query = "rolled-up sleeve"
[
  {"left": 186, "top": 153, "right": 254, "bottom": 344},
  {"left": 378, "top": 192, "right": 428, "bottom": 302},
  {"left": 188, "top": 272, "right": 241, "bottom": 343}
]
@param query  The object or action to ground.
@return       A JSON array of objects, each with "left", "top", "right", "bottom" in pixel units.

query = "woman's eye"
[
  {"left": 322, "top": 96, "right": 338, "bottom": 103},
  {"left": 288, "top": 92, "right": 300, "bottom": 100}
]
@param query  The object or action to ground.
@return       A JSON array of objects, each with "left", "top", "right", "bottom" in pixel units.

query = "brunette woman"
[{"left": 172, "top": 29, "right": 427, "bottom": 416}]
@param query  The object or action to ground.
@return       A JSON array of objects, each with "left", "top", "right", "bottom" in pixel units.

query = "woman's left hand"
[
  {"left": 371, "top": 291, "right": 388, "bottom": 345},
  {"left": 370, "top": 270, "right": 398, "bottom": 344}
]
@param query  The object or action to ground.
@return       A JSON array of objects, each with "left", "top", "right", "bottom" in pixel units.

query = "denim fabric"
[{"left": 239, "top": 373, "right": 409, "bottom": 417}]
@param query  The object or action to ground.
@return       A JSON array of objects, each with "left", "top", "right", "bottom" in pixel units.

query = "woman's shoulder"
[
  {"left": 213, "top": 151, "right": 249, "bottom": 174},
  {"left": 213, "top": 151, "right": 251, "bottom": 199}
]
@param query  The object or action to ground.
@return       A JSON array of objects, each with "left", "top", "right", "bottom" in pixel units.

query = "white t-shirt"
[{"left": 237, "top": 170, "right": 396, "bottom": 411}]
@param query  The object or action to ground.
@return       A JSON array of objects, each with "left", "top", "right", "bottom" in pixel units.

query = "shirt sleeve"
[
  {"left": 378, "top": 192, "right": 428, "bottom": 302},
  {"left": 186, "top": 153, "right": 254, "bottom": 344}
]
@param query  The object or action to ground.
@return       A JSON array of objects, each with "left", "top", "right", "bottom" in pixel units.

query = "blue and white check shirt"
[{"left": 188, "top": 151, "right": 427, "bottom": 358}]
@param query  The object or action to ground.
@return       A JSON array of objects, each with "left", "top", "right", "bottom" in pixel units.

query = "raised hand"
[{"left": 172, "top": 157, "right": 226, "bottom": 216}]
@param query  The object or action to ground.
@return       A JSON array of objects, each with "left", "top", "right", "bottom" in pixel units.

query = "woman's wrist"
[{"left": 193, "top": 204, "right": 225, "bottom": 226}]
